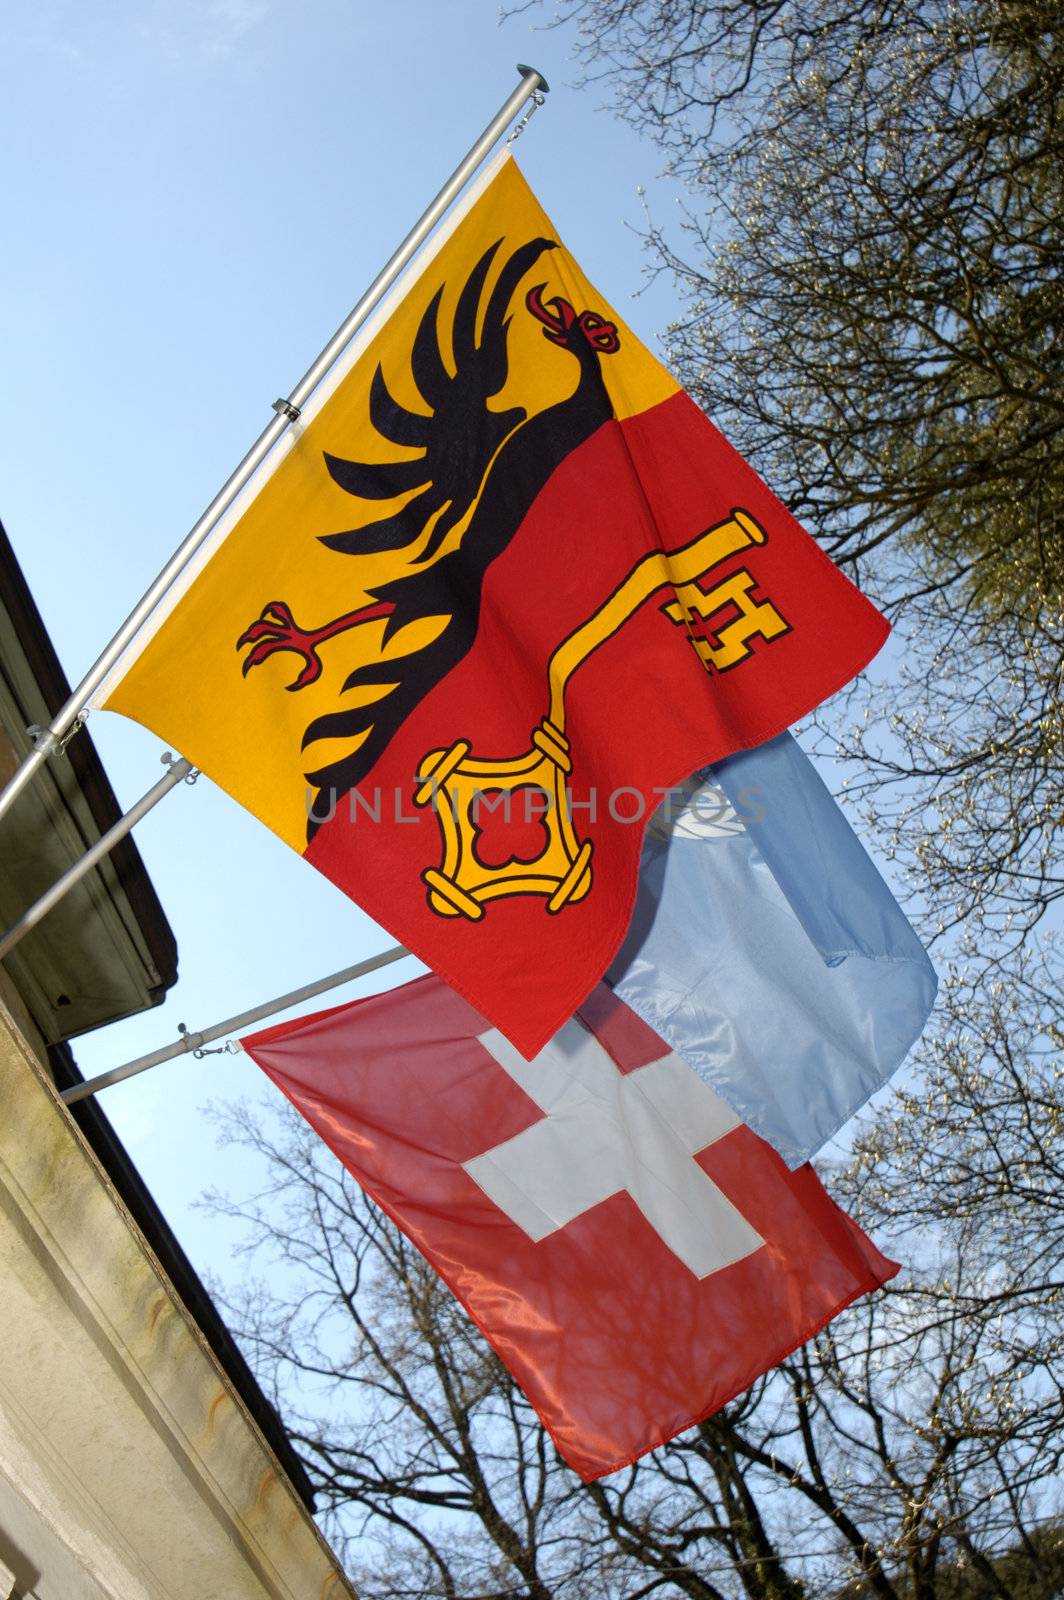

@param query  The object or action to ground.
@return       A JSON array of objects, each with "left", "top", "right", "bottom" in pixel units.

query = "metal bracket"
[
  {"left": 177, "top": 1022, "right": 239, "bottom": 1060},
  {"left": 272, "top": 398, "right": 302, "bottom": 422},
  {"left": 26, "top": 717, "right": 85, "bottom": 757},
  {"left": 160, "top": 750, "right": 200, "bottom": 785}
]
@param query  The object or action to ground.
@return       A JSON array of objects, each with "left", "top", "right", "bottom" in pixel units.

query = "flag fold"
[{"left": 611, "top": 732, "right": 938, "bottom": 1166}]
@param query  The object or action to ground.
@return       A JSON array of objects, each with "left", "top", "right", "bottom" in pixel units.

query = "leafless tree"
[
  {"left": 510, "top": 0, "right": 1063, "bottom": 943},
  {"left": 206, "top": 950, "right": 1063, "bottom": 1597}
]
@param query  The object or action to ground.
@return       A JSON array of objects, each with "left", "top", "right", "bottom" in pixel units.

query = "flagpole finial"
[{"left": 517, "top": 63, "right": 550, "bottom": 94}]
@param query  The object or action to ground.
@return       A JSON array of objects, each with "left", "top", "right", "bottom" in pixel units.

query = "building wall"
[{"left": 0, "top": 998, "right": 356, "bottom": 1600}]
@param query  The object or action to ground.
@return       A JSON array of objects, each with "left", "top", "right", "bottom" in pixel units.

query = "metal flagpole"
[
  {"left": 0, "top": 63, "right": 549, "bottom": 829},
  {"left": 0, "top": 755, "right": 195, "bottom": 962},
  {"left": 60, "top": 943, "right": 411, "bottom": 1104}
]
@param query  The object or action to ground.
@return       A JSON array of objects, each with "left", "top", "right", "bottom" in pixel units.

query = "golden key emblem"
[{"left": 414, "top": 509, "right": 787, "bottom": 920}]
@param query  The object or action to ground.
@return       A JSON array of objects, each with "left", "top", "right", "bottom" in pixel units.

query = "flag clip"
[
  {"left": 505, "top": 89, "right": 546, "bottom": 145},
  {"left": 272, "top": 398, "right": 302, "bottom": 422},
  {"left": 27, "top": 716, "right": 86, "bottom": 757}
]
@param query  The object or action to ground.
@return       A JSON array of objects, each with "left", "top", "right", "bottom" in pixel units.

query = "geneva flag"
[
  {"left": 97, "top": 152, "right": 889, "bottom": 1056},
  {"left": 241, "top": 975, "right": 897, "bottom": 1481}
]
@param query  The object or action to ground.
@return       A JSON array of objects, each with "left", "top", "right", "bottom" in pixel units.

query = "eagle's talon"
[
  {"left": 236, "top": 601, "right": 323, "bottom": 691},
  {"left": 236, "top": 601, "right": 296, "bottom": 650},
  {"left": 236, "top": 597, "right": 397, "bottom": 692}
]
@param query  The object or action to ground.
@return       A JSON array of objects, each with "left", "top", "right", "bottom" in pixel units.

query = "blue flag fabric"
[{"left": 609, "top": 732, "right": 937, "bottom": 1168}]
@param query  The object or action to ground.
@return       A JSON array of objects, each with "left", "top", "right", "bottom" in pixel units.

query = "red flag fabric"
[{"left": 242, "top": 974, "right": 898, "bottom": 1480}]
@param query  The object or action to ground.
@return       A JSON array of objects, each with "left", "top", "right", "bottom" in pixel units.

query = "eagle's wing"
[{"left": 320, "top": 237, "right": 556, "bottom": 564}]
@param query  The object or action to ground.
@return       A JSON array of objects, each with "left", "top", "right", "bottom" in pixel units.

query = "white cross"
[{"left": 463, "top": 1020, "right": 764, "bottom": 1279}]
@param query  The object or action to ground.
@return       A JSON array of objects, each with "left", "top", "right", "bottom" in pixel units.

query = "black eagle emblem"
[{"left": 237, "top": 236, "right": 621, "bottom": 835}]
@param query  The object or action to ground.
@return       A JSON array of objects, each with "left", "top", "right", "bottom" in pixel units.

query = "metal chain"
[{"left": 505, "top": 89, "right": 546, "bottom": 145}]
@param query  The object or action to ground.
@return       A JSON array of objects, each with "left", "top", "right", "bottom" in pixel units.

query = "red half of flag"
[
  {"left": 242, "top": 974, "right": 898, "bottom": 1481},
  {"left": 304, "top": 391, "right": 889, "bottom": 1059}
]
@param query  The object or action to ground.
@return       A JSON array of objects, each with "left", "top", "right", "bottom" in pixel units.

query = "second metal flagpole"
[
  {"left": 0, "top": 755, "right": 195, "bottom": 962},
  {"left": 60, "top": 943, "right": 411, "bottom": 1104},
  {"left": 0, "top": 63, "right": 549, "bottom": 829}
]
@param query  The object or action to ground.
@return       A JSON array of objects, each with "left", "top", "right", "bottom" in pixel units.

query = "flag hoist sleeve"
[{"left": 97, "top": 151, "right": 891, "bottom": 1058}]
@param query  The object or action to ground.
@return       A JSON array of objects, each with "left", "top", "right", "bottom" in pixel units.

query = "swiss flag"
[{"left": 242, "top": 975, "right": 897, "bottom": 1480}]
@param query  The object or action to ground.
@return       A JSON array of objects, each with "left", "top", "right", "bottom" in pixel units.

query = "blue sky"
[{"left": 0, "top": 1, "right": 692, "bottom": 1264}]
